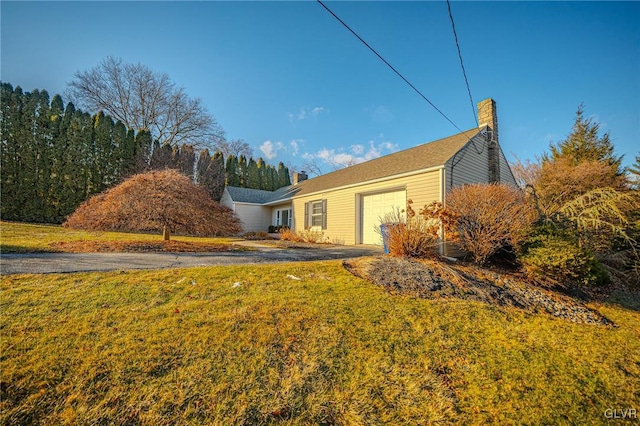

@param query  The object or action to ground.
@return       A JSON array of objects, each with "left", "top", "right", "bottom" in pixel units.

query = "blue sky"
[{"left": 2, "top": 1, "right": 638, "bottom": 174}]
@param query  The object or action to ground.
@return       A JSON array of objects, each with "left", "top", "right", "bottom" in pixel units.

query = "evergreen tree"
[
  {"left": 246, "top": 158, "right": 260, "bottom": 189},
  {"left": 277, "top": 161, "right": 291, "bottom": 187},
  {"left": 196, "top": 149, "right": 225, "bottom": 201},
  {"left": 550, "top": 104, "right": 622, "bottom": 172},
  {"left": 0, "top": 84, "right": 25, "bottom": 220},
  {"left": 210, "top": 151, "right": 226, "bottom": 201},
  {"left": 47, "top": 95, "right": 67, "bottom": 222},
  {"left": 226, "top": 154, "right": 240, "bottom": 187},
  {"left": 116, "top": 122, "right": 137, "bottom": 179},
  {"left": 256, "top": 157, "right": 266, "bottom": 189},
  {"left": 628, "top": 154, "right": 640, "bottom": 190},
  {"left": 265, "top": 165, "right": 276, "bottom": 191},
  {"left": 175, "top": 144, "right": 195, "bottom": 178},
  {"left": 238, "top": 155, "right": 248, "bottom": 187},
  {"left": 196, "top": 148, "right": 212, "bottom": 185},
  {"left": 111, "top": 120, "right": 129, "bottom": 181},
  {"left": 134, "top": 129, "right": 153, "bottom": 172},
  {"left": 91, "top": 111, "right": 116, "bottom": 192},
  {"left": 150, "top": 141, "right": 174, "bottom": 169}
]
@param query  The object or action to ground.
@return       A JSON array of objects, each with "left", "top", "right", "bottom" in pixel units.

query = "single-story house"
[{"left": 221, "top": 98, "right": 517, "bottom": 246}]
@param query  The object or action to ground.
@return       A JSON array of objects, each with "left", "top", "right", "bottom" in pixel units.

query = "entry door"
[{"left": 361, "top": 190, "right": 406, "bottom": 245}]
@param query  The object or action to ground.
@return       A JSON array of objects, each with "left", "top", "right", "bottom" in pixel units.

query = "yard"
[
  {"left": 0, "top": 221, "right": 239, "bottom": 253},
  {"left": 2, "top": 260, "right": 639, "bottom": 424}
]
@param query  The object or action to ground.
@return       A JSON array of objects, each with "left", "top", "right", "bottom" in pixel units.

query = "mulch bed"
[
  {"left": 344, "top": 256, "right": 615, "bottom": 326},
  {"left": 49, "top": 240, "right": 242, "bottom": 253}
]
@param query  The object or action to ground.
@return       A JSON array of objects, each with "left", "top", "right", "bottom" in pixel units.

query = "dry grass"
[
  {"left": 2, "top": 261, "right": 639, "bottom": 424},
  {"left": 0, "top": 221, "right": 239, "bottom": 253}
]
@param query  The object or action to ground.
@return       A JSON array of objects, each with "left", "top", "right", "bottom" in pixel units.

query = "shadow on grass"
[
  {"left": 604, "top": 289, "right": 640, "bottom": 313},
  {"left": 0, "top": 245, "right": 56, "bottom": 254}
]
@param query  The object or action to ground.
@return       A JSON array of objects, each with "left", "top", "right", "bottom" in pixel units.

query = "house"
[{"left": 221, "top": 98, "right": 517, "bottom": 245}]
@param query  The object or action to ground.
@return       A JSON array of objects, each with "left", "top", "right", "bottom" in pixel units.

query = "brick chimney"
[
  {"left": 293, "top": 171, "right": 308, "bottom": 185},
  {"left": 477, "top": 98, "right": 500, "bottom": 183}
]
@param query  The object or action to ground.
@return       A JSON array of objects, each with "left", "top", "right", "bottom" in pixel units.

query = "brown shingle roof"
[{"left": 293, "top": 127, "right": 481, "bottom": 197}]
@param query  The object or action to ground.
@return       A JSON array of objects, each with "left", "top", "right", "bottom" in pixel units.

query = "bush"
[
  {"left": 379, "top": 201, "right": 441, "bottom": 258},
  {"left": 445, "top": 184, "right": 536, "bottom": 265},
  {"left": 279, "top": 228, "right": 304, "bottom": 242},
  {"left": 64, "top": 169, "right": 242, "bottom": 238},
  {"left": 279, "top": 228, "right": 327, "bottom": 244},
  {"left": 520, "top": 233, "right": 610, "bottom": 286},
  {"left": 243, "top": 231, "right": 273, "bottom": 240}
]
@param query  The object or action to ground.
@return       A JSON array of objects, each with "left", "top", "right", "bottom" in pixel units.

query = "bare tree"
[
  {"left": 67, "top": 56, "right": 224, "bottom": 148},
  {"left": 214, "top": 138, "right": 253, "bottom": 159},
  {"left": 301, "top": 158, "right": 325, "bottom": 177}
]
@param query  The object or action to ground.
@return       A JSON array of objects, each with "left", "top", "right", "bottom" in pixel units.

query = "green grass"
[
  {"left": 0, "top": 221, "right": 238, "bottom": 253},
  {"left": 2, "top": 261, "right": 639, "bottom": 424}
]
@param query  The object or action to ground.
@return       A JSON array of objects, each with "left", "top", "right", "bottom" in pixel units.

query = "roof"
[
  {"left": 293, "top": 127, "right": 482, "bottom": 197},
  {"left": 225, "top": 186, "right": 280, "bottom": 204},
  {"left": 225, "top": 127, "right": 482, "bottom": 204},
  {"left": 225, "top": 185, "right": 299, "bottom": 205}
]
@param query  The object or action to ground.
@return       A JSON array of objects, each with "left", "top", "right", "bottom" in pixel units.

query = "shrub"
[
  {"left": 520, "top": 232, "right": 610, "bottom": 286},
  {"left": 445, "top": 184, "right": 536, "bottom": 265},
  {"left": 379, "top": 201, "right": 441, "bottom": 258},
  {"left": 279, "top": 228, "right": 327, "bottom": 244},
  {"left": 243, "top": 231, "right": 272, "bottom": 240},
  {"left": 279, "top": 228, "right": 305, "bottom": 242},
  {"left": 64, "top": 169, "right": 242, "bottom": 238}
]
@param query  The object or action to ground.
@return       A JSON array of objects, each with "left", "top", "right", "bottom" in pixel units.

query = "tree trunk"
[{"left": 163, "top": 226, "right": 170, "bottom": 241}]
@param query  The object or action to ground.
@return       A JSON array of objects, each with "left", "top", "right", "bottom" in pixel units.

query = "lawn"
[
  {"left": 0, "top": 221, "right": 239, "bottom": 253},
  {"left": 1, "top": 261, "right": 639, "bottom": 424}
]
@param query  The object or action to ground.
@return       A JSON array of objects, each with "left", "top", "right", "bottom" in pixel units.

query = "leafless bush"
[
  {"left": 378, "top": 200, "right": 441, "bottom": 258},
  {"left": 446, "top": 184, "right": 537, "bottom": 265}
]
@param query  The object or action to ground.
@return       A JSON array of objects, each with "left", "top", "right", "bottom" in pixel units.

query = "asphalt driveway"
[{"left": 0, "top": 243, "right": 382, "bottom": 274}]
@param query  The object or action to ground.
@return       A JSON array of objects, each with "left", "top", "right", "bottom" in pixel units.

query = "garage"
[{"left": 361, "top": 189, "right": 407, "bottom": 245}]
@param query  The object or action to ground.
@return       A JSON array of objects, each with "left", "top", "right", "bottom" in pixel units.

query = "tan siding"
[
  {"left": 292, "top": 169, "right": 441, "bottom": 245},
  {"left": 445, "top": 135, "right": 490, "bottom": 192},
  {"left": 235, "top": 204, "right": 271, "bottom": 232}
]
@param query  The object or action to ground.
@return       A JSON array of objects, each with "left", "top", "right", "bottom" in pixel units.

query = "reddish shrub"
[
  {"left": 63, "top": 169, "right": 242, "bottom": 237},
  {"left": 380, "top": 200, "right": 445, "bottom": 258},
  {"left": 445, "top": 183, "right": 536, "bottom": 265}
]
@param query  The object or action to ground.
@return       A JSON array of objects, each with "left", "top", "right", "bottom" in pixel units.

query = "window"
[
  {"left": 276, "top": 208, "right": 292, "bottom": 227},
  {"left": 305, "top": 199, "right": 327, "bottom": 229}
]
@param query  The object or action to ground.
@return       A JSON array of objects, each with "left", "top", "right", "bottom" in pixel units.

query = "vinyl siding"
[
  {"left": 445, "top": 134, "right": 490, "bottom": 192},
  {"left": 498, "top": 144, "right": 518, "bottom": 187},
  {"left": 292, "top": 169, "right": 441, "bottom": 245},
  {"left": 219, "top": 189, "right": 234, "bottom": 209},
  {"left": 234, "top": 203, "right": 271, "bottom": 232},
  {"left": 444, "top": 134, "right": 518, "bottom": 191}
]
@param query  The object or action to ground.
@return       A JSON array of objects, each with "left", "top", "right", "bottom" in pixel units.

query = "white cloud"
[
  {"left": 260, "top": 140, "right": 278, "bottom": 160},
  {"left": 290, "top": 139, "right": 302, "bottom": 155},
  {"left": 288, "top": 106, "right": 328, "bottom": 123},
  {"left": 311, "top": 107, "right": 325, "bottom": 117},
  {"left": 302, "top": 139, "right": 398, "bottom": 170},
  {"left": 351, "top": 144, "right": 364, "bottom": 155},
  {"left": 367, "top": 105, "right": 394, "bottom": 124}
]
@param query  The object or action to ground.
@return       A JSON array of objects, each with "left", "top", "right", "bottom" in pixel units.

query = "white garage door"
[{"left": 361, "top": 190, "right": 407, "bottom": 245}]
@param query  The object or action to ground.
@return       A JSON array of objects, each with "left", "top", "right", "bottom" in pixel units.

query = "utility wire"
[
  {"left": 316, "top": 0, "right": 467, "bottom": 136},
  {"left": 446, "top": 0, "right": 478, "bottom": 127}
]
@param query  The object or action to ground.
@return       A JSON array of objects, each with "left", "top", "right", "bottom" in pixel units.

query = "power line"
[
  {"left": 446, "top": 0, "right": 478, "bottom": 127},
  {"left": 316, "top": 0, "right": 468, "bottom": 136}
]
